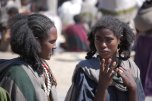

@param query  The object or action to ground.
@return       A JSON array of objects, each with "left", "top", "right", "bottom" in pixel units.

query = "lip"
[
  {"left": 99, "top": 50, "right": 110, "bottom": 55},
  {"left": 99, "top": 50, "right": 109, "bottom": 53},
  {"left": 50, "top": 52, "right": 53, "bottom": 56}
]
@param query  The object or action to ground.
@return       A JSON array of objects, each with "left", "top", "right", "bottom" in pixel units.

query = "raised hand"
[
  {"left": 116, "top": 67, "right": 137, "bottom": 91},
  {"left": 98, "top": 58, "right": 116, "bottom": 89}
]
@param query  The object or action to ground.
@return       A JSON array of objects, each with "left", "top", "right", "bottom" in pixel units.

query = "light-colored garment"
[
  {"left": 80, "top": 0, "right": 98, "bottom": 27},
  {"left": 0, "top": 58, "right": 57, "bottom": 101},
  {"left": 134, "top": 1, "right": 152, "bottom": 32},
  {"left": 98, "top": 0, "right": 138, "bottom": 23},
  {"left": 145, "top": 96, "right": 152, "bottom": 101},
  {"left": 0, "top": 87, "right": 11, "bottom": 101},
  {"left": 98, "top": 0, "right": 137, "bottom": 12},
  {"left": 58, "top": 0, "right": 82, "bottom": 28},
  {"left": 65, "top": 57, "right": 145, "bottom": 101}
]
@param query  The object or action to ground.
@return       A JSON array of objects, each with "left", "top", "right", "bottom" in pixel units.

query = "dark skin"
[
  {"left": 39, "top": 27, "right": 57, "bottom": 60},
  {"left": 93, "top": 28, "right": 137, "bottom": 101}
]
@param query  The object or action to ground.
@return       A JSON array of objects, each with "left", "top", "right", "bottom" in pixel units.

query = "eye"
[
  {"left": 95, "top": 36, "right": 103, "bottom": 42},
  {"left": 105, "top": 37, "right": 113, "bottom": 43},
  {"left": 49, "top": 40, "right": 56, "bottom": 44},
  {"left": 95, "top": 37, "right": 99, "bottom": 41}
]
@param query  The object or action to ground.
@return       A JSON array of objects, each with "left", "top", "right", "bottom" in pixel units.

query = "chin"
[
  {"left": 42, "top": 56, "right": 51, "bottom": 60},
  {"left": 46, "top": 57, "right": 51, "bottom": 60},
  {"left": 99, "top": 53, "right": 109, "bottom": 57}
]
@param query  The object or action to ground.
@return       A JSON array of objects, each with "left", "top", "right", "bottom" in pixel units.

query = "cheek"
[
  {"left": 44, "top": 44, "right": 52, "bottom": 53},
  {"left": 110, "top": 44, "right": 118, "bottom": 50},
  {"left": 40, "top": 43, "right": 51, "bottom": 55},
  {"left": 109, "top": 43, "right": 119, "bottom": 54}
]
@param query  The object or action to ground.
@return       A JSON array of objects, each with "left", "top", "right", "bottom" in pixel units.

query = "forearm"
[
  {"left": 128, "top": 87, "right": 138, "bottom": 101},
  {"left": 94, "top": 86, "right": 107, "bottom": 101}
]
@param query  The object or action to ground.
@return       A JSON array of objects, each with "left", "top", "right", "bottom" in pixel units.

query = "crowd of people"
[{"left": 0, "top": 0, "right": 152, "bottom": 101}]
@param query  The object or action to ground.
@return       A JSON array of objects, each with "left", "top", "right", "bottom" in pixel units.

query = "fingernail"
[{"left": 119, "top": 69, "right": 123, "bottom": 73}]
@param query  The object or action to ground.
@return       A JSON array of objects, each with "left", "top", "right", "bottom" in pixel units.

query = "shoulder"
[
  {"left": 122, "top": 59, "right": 140, "bottom": 77},
  {"left": 0, "top": 57, "right": 27, "bottom": 72},
  {"left": 122, "top": 59, "right": 138, "bottom": 69},
  {"left": 77, "top": 57, "right": 100, "bottom": 69},
  {"left": 0, "top": 58, "right": 32, "bottom": 85},
  {"left": 0, "top": 64, "right": 37, "bottom": 101},
  {"left": 72, "top": 58, "right": 100, "bottom": 83},
  {"left": 127, "top": 59, "right": 139, "bottom": 71},
  {"left": 6, "top": 64, "right": 29, "bottom": 79},
  {"left": 1, "top": 64, "right": 34, "bottom": 90}
]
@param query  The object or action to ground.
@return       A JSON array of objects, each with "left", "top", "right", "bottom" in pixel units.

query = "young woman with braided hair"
[
  {"left": 0, "top": 13, "right": 58, "bottom": 101},
  {"left": 65, "top": 16, "right": 145, "bottom": 101}
]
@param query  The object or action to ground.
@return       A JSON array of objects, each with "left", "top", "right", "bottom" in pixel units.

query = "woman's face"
[
  {"left": 94, "top": 28, "right": 120, "bottom": 59},
  {"left": 39, "top": 27, "right": 57, "bottom": 60}
]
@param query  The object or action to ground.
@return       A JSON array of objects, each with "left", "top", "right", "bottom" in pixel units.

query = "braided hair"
[
  {"left": 86, "top": 16, "right": 135, "bottom": 62},
  {"left": 10, "top": 13, "right": 55, "bottom": 70}
]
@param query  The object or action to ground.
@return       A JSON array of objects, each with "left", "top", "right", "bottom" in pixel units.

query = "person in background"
[
  {"left": 65, "top": 16, "right": 145, "bottom": 101},
  {"left": 134, "top": 0, "right": 152, "bottom": 100},
  {"left": 0, "top": 13, "right": 58, "bottom": 101},
  {"left": 80, "top": 0, "right": 98, "bottom": 30},
  {"left": 97, "top": 0, "right": 138, "bottom": 23},
  {"left": 60, "top": 14, "right": 89, "bottom": 52},
  {"left": 58, "top": 0, "right": 83, "bottom": 30},
  {"left": 0, "top": 7, "right": 19, "bottom": 52}
]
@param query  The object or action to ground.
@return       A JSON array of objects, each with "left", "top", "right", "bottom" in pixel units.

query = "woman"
[
  {"left": 60, "top": 14, "right": 89, "bottom": 52},
  {"left": 65, "top": 16, "right": 145, "bottom": 101},
  {"left": 134, "top": 0, "right": 152, "bottom": 100},
  {"left": 0, "top": 13, "right": 58, "bottom": 101}
]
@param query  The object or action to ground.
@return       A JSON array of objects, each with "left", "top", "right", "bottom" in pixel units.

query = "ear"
[
  {"left": 118, "top": 36, "right": 122, "bottom": 43},
  {"left": 118, "top": 34, "right": 124, "bottom": 45},
  {"left": 120, "top": 34, "right": 123, "bottom": 40},
  {"left": 117, "top": 38, "right": 121, "bottom": 49}
]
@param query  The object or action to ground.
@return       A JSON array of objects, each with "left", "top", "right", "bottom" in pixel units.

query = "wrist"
[
  {"left": 98, "top": 82, "right": 109, "bottom": 90},
  {"left": 128, "top": 84, "right": 137, "bottom": 92}
]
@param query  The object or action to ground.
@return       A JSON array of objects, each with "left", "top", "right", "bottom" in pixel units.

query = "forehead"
[
  {"left": 95, "top": 28, "right": 115, "bottom": 36},
  {"left": 47, "top": 27, "right": 57, "bottom": 39}
]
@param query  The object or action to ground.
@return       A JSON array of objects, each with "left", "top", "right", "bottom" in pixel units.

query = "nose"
[
  {"left": 100, "top": 42, "right": 107, "bottom": 48},
  {"left": 52, "top": 43, "right": 56, "bottom": 49}
]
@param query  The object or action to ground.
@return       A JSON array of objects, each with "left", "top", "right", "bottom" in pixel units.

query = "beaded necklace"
[
  {"left": 43, "top": 65, "right": 51, "bottom": 96},
  {"left": 42, "top": 63, "right": 57, "bottom": 96}
]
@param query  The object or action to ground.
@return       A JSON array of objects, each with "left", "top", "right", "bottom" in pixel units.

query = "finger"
[
  {"left": 104, "top": 58, "right": 112, "bottom": 72},
  {"left": 112, "top": 61, "right": 117, "bottom": 69},
  {"left": 114, "top": 68, "right": 119, "bottom": 73},
  {"left": 108, "top": 61, "right": 116, "bottom": 77},
  {"left": 117, "top": 69, "right": 126, "bottom": 78},
  {"left": 119, "top": 67, "right": 127, "bottom": 71},
  {"left": 111, "top": 61, "right": 117, "bottom": 77},
  {"left": 119, "top": 67, "right": 131, "bottom": 76},
  {"left": 119, "top": 69, "right": 124, "bottom": 74},
  {"left": 110, "top": 70, "right": 117, "bottom": 78},
  {"left": 107, "top": 67, "right": 115, "bottom": 78},
  {"left": 100, "top": 59, "right": 105, "bottom": 72}
]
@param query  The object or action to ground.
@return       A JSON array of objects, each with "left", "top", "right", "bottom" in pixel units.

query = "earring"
[{"left": 119, "top": 50, "right": 130, "bottom": 60}]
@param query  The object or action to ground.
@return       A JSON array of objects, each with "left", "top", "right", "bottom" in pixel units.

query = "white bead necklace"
[{"left": 43, "top": 65, "right": 51, "bottom": 96}]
